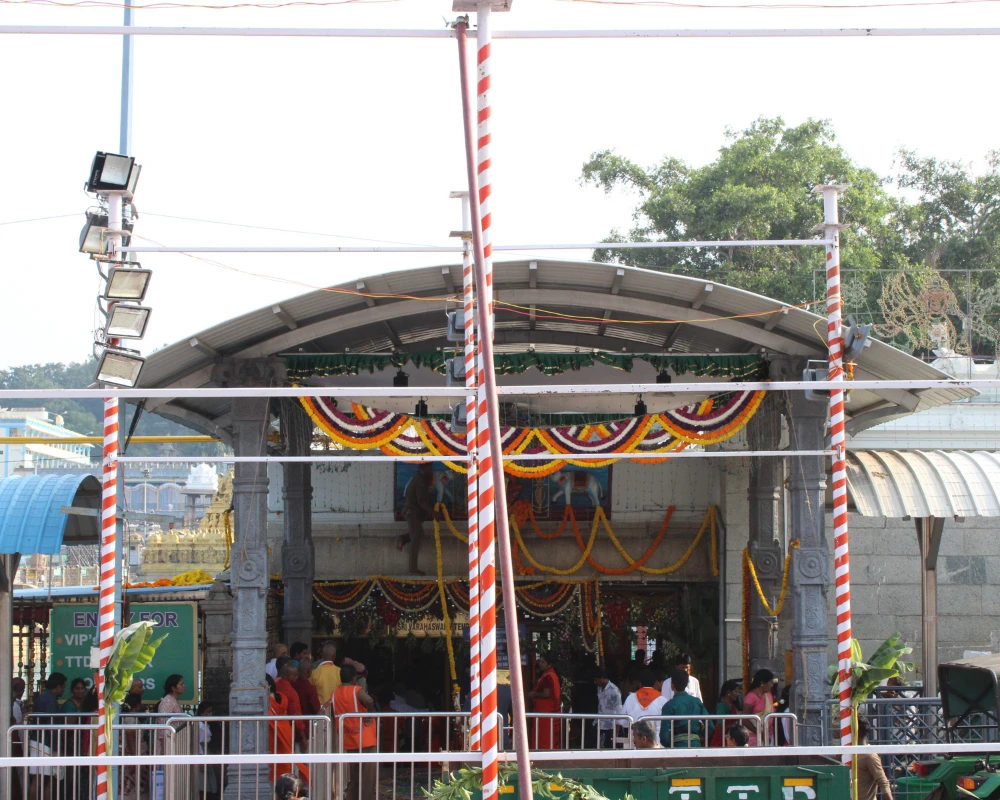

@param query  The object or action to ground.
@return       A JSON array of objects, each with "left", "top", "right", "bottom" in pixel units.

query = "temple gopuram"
[{"left": 137, "top": 469, "right": 233, "bottom": 579}]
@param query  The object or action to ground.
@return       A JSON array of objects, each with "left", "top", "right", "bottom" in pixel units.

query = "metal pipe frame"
[
  {"left": 4, "top": 26, "right": 1000, "bottom": 38},
  {"left": 0, "top": 378, "right": 994, "bottom": 400}
]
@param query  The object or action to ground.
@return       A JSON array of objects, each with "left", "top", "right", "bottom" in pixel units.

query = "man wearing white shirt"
[
  {"left": 621, "top": 670, "right": 669, "bottom": 740},
  {"left": 660, "top": 653, "right": 703, "bottom": 702},
  {"left": 593, "top": 667, "right": 624, "bottom": 748},
  {"left": 264, "top": 642, "right": 288, "bottom": 680}
]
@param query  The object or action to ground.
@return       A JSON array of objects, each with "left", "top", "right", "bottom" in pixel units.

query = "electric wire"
[
  {"left": 0, "top": 213, "right": 79, "bottom": 227},
  {"left": 0, "top": 0, "right": 400, "bottom": 6},
  {"left": 142, "top": 211, "right": 442, "bottom": 249},
  {"left": 131, "top": 234, "right": 821, "bottom": 328},
  {"left": 561, "top": 0, "right": 1000, "bottom": 9}
]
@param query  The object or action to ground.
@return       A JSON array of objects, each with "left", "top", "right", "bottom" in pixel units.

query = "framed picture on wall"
[
  {"left": 394, "top": 463, "right": 468, "bottom": 522},
  {"left": 504, "top": 465, "right": 612, "bottom": 521}
]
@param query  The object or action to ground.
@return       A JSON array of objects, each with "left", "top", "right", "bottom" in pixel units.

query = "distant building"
[
  {"left": 0, "top": 408, "right": 92, "bottom": 477},
  {"left": 850, "top": 352, "right": 1000, "bottom": 450}
]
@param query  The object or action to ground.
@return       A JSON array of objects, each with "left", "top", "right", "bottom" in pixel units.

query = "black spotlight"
[
  {"left": 634, "top": 396, "right": 647, "bottom": 416},
  {"left": 414, "top": 398, "right": 428, "bottom": 417},
  {"left": 656, "top": 369, "right": 672, "bottom": 384},
  {"left": 393, "top": 369, "right": 409, "bottom": 388}
]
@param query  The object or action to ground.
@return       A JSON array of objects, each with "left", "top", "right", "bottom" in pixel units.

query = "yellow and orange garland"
[{"left": 740, "top": 540, "right": 799, "bottom": 692}]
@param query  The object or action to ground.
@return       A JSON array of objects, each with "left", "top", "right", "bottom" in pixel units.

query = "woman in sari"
[
  {"left": 709, "top": 680, "right": 742, "bottom": 748},
  {"left": 742, "top": 669, "right": 777, "bottom": 746},
  {"left": 267, "top": 675, "right": 309, "bottom": 786},
  {"left": 525, "top": 654, "right": 561, "bottom": 750}
]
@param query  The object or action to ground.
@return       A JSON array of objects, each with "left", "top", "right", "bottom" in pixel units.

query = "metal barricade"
[
  {"left": 5, "top": 721, "right": 177, "bottom": 800},
  {"left": 644, "top": 713, "right": 771, "bottom": 748},
  {"left": 516, "top": 713, "right": 634, "bottom": 751},
  {"left": 337, "top": 711, "right": 472, "bottom": 800},
  {"left": 166, "top": 714, "right": 331, "bottom": 800},
  {"left": 763, "top": 712, "right": 799, "bottom": 745}
]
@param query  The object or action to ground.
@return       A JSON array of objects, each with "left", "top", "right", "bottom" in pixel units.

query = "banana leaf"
[{"left": 100, "top": 621, "right": 169, "bottom": 799}]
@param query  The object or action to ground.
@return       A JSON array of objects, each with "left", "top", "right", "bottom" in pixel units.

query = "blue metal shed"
[{"left": 0, "top": 474, "right": 102, "bottom": 555}]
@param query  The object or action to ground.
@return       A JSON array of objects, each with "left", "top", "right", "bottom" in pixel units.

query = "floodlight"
[
  {"left": 104, "top": 304, "right": 152, "bottom": 340},
  {"left": 414, "top": 399, "right": 429, "bottom": 418},
  {"left": 393, "top": 369, "right": 409, "bottom": 388},
  {"left": 634, "top": 396, "right": 647, "bottom": 416},
  {"left": 445, "top": 357, "right": 466, "bottom": 387},
  {"left": 451, "top": 402, "right": 467, "bottom": 433},
  {"left": 86, "top": 152, "right": 142, "bottom": 196},
  {"left": 843, "top": 315, "right": 873, "bottom": 358},
  {"left": 104, "top": 266, "right": 152, "bottom": 301},
  {"left": 79, "top": 212, "right": 133, "bottom": 256},
  {"left": 656, "top": 369, "right": 672, "bottom": 384},
  {"left": 96, "top": 347, "right": 145, "bottom": 388}
]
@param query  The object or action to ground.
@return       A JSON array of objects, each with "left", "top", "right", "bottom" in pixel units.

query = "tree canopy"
[
  {"left": 0, "top": 359, "right": 228, "bottom": 458},
  {"left": 582, "top": 117, "right": 1000, "bottom": 359}
]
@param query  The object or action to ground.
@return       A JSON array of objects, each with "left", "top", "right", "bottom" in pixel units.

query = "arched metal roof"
[
  {"left": 847, "top": 450, "right": 1000, "bottom": 518},
  {"left": 136, "top": 259, "right": 974, "bottom": 440},
  {"left": 0, "top": 474, "right": 102, "bottom": 554}
]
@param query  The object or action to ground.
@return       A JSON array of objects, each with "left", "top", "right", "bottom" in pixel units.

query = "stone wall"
[
  {"left": 830, "top": 514, "right": 1000, "bottom": 679},
  {"left": 722, "top": 497, "right": 1000, "bottom": 686}
]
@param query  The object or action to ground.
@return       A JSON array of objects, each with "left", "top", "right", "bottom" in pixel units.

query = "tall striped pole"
[
  {"left": 95, "top": 395, "right": 118, "bottom": 800},
  {"left": 95, "top": 191, "right": 125, "bottom": 800},
  {"left": 459, "top": 197, "right": 482, "bottom": 750},
  {"left": 816, "top": 183, "right": 854, "bottom": 762},
  {"left": 456, "top": 12, "right": 534, "bottom": 800}
]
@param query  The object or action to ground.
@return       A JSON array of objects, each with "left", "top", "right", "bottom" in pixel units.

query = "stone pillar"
[
  {"left": 201, "top": 579, "right": 233, "bottom": 715},
  {"left": 214, "top": 358, "right": 282, "bottom": 799},
  {"left": 746, "top": 390, "right": 784, "bottom": 680},
  {"left": 786, "top": 386, "right": 830, "bottom": 747},
  {"left": 280, "top": 399, "right": 315, "bottom": 650}
]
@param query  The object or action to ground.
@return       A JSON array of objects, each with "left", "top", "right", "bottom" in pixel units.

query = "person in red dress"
[{"left": 526, "top": 654, "right": 562, "bottom": 749}]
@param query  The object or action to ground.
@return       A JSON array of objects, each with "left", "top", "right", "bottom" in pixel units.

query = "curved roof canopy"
[
  {"left": 138, "top": 259, "right": 973, "bottom": 441},
  {"left": 848, "top": 450, "right": 1000, "bottom": 518},
  {"left": 0, "top": 474, "right": 102, "bottom": 554}
]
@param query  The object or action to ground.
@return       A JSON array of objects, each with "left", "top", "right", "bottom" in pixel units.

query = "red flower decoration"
[{"left": 377, "top": 595, "right": 401, "bottom": 627}]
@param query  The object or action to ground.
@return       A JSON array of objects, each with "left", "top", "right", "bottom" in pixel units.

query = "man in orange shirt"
[
  {"left": 274, "top": 657, "right": 307, "bottom": 747},
  {"left": 333, "top": 663, "right": 377, "bottom": 800}
]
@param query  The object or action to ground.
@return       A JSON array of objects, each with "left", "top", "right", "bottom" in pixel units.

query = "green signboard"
[{"left": 49, "top": 602, "right": 198, "bottom": 703}]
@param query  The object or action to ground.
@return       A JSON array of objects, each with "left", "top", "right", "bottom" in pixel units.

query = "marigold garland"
[
  {"left": 300, "top": 389, "right": 766, "bottom": 477},
  {"left": 510, "top": 505, "right": 719, "bottom": 577},
  {"left": 740, "top": 540, "right": 800, "bottom": 693},
  {"left": 433, "top": 518, "right": 459, "bottom": 690}
]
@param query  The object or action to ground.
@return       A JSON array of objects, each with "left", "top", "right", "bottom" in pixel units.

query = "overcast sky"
[{"left": 1, "top": 0, "right": 998, "bottom": 370}]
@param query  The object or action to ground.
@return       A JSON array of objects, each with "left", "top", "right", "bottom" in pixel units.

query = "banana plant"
[
  {"left": 828, "top": 632, "right": 914, "bottom": 800},
  {"left": 101, "top": 621, "right": 168, "bottom": 798}
]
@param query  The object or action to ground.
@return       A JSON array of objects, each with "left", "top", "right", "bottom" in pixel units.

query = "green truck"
[
  {"left": 499, "top": 759, "right": 849, "bottom": 799},
  {"left": 894, "top": 654, "right": 1000, "bottom": 799}
]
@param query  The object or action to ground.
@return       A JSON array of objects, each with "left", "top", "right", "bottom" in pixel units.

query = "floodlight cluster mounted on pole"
[
  {"left": 81, "top": 149, "right": 144, "bottom": 800},
  {"left": 83, "top": 151, "right": 149, "bottom": 388}
]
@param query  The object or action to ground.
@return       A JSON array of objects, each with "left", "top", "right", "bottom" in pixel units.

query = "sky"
[{"left": 1, "top": 0, "right": 999, "bottom": 370}]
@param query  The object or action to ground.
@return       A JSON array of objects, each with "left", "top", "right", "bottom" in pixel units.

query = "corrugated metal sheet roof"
[
  {"left": 0, "top": 474, "right": 102, "bottom": 554},
  {"left": 847, "top": 450, "right": 1000, "bottom": 518},
  {"left": 136, "top": 259, "right": 974, "bottom": 438}
]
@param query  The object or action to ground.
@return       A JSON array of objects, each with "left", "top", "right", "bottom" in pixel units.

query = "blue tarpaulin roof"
[{"left": 0, "top": 474, "right": 101, "bottom": 555}]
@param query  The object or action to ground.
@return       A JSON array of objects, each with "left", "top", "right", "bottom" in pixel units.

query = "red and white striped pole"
[
  {"left": 95, "top": 193, "right": 124, "bottom": 800},
  {"left": 456, "top": 10, "right": 534, "bottom": 800},
  {"left": 95, "top": 396, "right": 118, "bottom": 800},
  {"left": 817, "top": 183, "right": 854, "bottom": 762},
  {"left": 458, "top": 192, "right": 482, "bottom": 750}
]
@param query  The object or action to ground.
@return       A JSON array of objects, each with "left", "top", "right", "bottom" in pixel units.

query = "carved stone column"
[
  {"left": 280, "top": 399, "right": 315, "bottom": 649},
  {"left": 201, "top": 579, "right": 233, "bottom": 715},
  {"left": 214, "top": 358, "right": 283, "bottom": 799},
  {"left": 746, "top": 389, "right": 784, "bottom": 680},
  {"left": 786, "top": 385, "right": 831, "bottom": 747}
]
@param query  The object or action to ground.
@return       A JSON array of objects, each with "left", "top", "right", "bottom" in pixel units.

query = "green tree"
[
  {"left": 581, "top": 116, "right": 906, "bottom": 307},
  {"left": 0, "top": 358, "right": 229, "bottom": 458}
]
